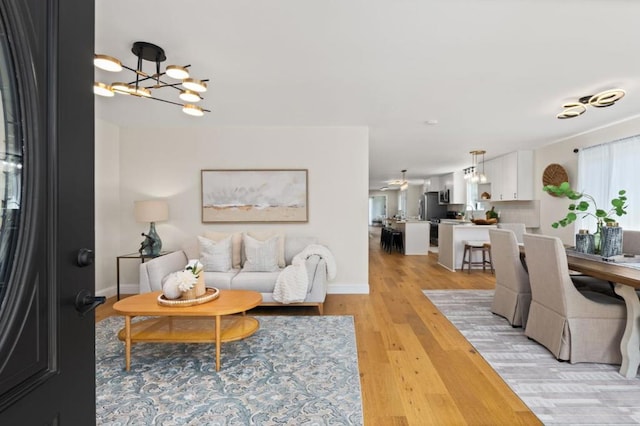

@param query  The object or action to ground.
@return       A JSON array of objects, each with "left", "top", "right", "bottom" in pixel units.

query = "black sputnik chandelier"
[{"left": 93, "top": 41, "right": 211, "bottom": 117}]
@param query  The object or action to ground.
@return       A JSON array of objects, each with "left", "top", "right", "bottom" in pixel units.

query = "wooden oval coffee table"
[{"left": 113, "top": 289, "right": 262, "bottom": 372}]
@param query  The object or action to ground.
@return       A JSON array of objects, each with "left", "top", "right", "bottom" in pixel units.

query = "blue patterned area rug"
[
  {"left": 424, "top": 289, "right": 640, "bottom": 425},
  {"left": 96, "top": 315, "right": 363, "bottom": 425}
]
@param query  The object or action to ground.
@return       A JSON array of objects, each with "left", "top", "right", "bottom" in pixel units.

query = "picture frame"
[{"left": 201, "top": 169, "right": 308, "bottom": 223}]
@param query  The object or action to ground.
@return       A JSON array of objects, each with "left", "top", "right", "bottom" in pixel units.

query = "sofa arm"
[
  {"left": 305, "top": 254, "right": 328, "bottom": 302},
  {"left": 139, "top": 251, "right": 189, "bottom": 293}
]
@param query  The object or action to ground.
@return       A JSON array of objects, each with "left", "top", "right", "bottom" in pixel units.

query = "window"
[{"left": 577, "top": 137, "right": 640, "bottom": 231}]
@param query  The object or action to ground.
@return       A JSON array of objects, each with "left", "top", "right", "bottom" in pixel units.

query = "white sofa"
[{"left": 139, "top": 235, "right": 328, "bottom": 314}]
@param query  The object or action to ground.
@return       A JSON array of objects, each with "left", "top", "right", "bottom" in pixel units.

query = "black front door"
[{"left": 0, "top": 0, "right": 96, "bottom": 424}]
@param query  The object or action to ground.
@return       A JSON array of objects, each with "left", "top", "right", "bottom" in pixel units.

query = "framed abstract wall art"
[{"left": 201, "top": 169, "right": 308, "bottom": 223}]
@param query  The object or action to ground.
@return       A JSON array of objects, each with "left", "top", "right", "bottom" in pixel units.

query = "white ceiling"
[{"left": 95, "top": 0, "right": 640, "bottom": 190}]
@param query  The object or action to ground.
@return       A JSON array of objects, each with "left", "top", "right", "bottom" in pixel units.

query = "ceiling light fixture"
[
  {"left": 464, "top": 150, "right": 487, "bottom": 183},
  {"left": 388, "top": 169, "right": 408, "bottom": 189},
  {"left": 557, "top": 89, "right": 625, "bottom": 119},
  {"left": 94, "top": 41, "right": 211, "bottom": 117}
]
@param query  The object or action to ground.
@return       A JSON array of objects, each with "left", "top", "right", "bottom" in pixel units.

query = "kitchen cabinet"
[
  {"left": 484, "top": 150, "right": 533, "bottom": 201},
  {"left": 391, "top": 220, "right": 430, "bottom": 255},
  {"left": 451, "top": 170, "right": 467, "bottom": 204},
  {"left": 425, "top": 175, "right": 443, "bottom": 192},
  {"left": 442, "top": 171, "right": 466, "bottom": 204},
  {"left": 438, "top": 223, "right": 497, "bottom": 271}
]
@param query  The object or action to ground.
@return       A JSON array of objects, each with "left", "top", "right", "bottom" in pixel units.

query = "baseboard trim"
[
  {"left": 97, "top": 282, "right": 370, "bottom": 298},
  {"left": 96, "top": 283, "right": 138, "bottom": 299}
]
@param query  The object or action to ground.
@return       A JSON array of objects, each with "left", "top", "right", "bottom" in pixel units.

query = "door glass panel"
[{"left": 0, "top": 19, "right": 23, "bottom": 304}]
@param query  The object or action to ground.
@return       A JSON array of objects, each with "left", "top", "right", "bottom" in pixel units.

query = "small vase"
[
  {"left": 593, "top": 222, "right": 603, "bottom": 255},
  {"left": 601, "top": 224, "right": 623, "bottom": 258},
  {"left": 194, "top": 274, "right": 206, "bottom": 297},
  {"left": 180, "top": 275, "right": 206, "bottom": 300},
  {"left": 575, "top": 231, "right": 595, "bottom": 254}
]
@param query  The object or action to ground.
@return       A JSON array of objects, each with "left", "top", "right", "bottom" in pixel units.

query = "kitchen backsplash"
[{"left": 489, "top": 200, "right": 540, "bottom": 228}]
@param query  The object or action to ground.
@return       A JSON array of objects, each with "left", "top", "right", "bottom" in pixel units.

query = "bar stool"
[
  {"left": 381, "top": 227, "right": 393, "bottom": 253},
  {"left": 461, "top": 240, "right": 493, "bottom": 273},
  {"left": 391, "top": 230, "right": 404, "bottom": 253}
]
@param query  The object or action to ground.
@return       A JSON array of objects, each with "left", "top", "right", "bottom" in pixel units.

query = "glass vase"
[{"left": 593, "top": 221, "right": 603, "bottom": 255}]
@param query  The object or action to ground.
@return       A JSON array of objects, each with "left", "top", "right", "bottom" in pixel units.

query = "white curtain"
[{"left": 577, "top": 137, "right": 640, "bottom": 231}]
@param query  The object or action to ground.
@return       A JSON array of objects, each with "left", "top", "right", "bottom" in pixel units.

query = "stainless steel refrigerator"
[{"left": 425, "top": 191, "right": 447, "bottom": 220}]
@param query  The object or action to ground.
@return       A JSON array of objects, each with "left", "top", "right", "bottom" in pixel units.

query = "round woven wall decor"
[{"left": 542, "top": 163, "right": 569, "bottom": 196}]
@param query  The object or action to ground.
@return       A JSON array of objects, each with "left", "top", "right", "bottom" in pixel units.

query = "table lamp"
[{"left": 134, "top": 199, "right": 169, "bottom": 256}]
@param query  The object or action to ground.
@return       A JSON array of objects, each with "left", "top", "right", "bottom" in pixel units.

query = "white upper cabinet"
[
  {"left": 425, "top": 175, "right": 442, "bottom": 192},
  {"left": 451, "top": 170, "right": 467, "bottom": 204},
  {"left": 440, "top": 171, "right": 466, "bottom": 204},
  {"left": 483, "top": 150, "right": 533, "bottom": 201}
]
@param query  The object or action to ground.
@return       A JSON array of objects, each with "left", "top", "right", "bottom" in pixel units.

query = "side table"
[{"left": 116, "top": 251, "right": 173, "bottom": 300}]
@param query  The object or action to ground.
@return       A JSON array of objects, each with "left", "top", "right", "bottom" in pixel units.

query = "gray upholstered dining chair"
[
  {"left": 623, "top": 229, "right": 640, "bottom": 255},
  {"left": 496, "top": 223, "right": 526, "bottom": 244},
  {"left": 523, "top": 233, "right": 626, "bottom": 364},
  {"left": 489, "top": 229, "right": 531, "bottom": 328}
]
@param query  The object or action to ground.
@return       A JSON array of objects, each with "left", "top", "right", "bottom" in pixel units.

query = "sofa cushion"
[
  {"left": 231, "top": 270, "right": 282, "bottom": 293},
  {"left": 204, "top": 231, "right": 242, "bottom": 269},
  {"left": 146, "top": 251, "right": 189, "bottom": 292},
  {"left": 246, "top": 230, "right": 285, "bottom": 267},
  {"left": 285, "top": 236, "right": 318, "bottom": 264},
  {"left": 198, "top": 235, "right": 232, "bottom": 272},
  {"left": 202, "top": 270, "right": 239, "bottom": 290},
  {"left": 242, "top": 234, "right": 280, "bottom": 272}
]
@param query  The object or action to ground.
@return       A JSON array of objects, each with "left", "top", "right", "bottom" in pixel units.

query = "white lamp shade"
[{"left": 134, "top": 200, "right": 169, "bottom": 223}]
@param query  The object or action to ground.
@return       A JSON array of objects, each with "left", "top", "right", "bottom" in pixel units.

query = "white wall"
[
  {"left": 94, "top": 119, "right": 120, "bottom": 296},
  {"left": 405, "top": 184, "right": 423, "bottom": 218},
  {"left": 535, "top": 116, "right": 640, "bottom": 244},
  {"left": 113, "top": 126, "right": 369, "bottom": 295}
]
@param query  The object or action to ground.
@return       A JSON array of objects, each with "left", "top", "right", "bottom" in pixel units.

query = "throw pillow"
[
  {"left": 203, "top": 231, "right": 242, "bottom": 269},
  {"left": 198, "top": 235, "right": 232, "bottom": 272},
  {"left": 246, "top": 230, "right": 285, "bottom": 267},
  {"left": 242, "top": 234, "right": 280, "bottom": 272}
]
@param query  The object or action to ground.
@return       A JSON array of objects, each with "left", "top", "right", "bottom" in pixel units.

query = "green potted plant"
[{"left": 543, "top": 181, "right": 628, "bottom": 253}]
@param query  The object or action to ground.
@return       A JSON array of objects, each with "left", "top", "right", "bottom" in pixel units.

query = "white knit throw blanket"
[{"left": 273, "top": 244, "right": 337, "bottom": 304}]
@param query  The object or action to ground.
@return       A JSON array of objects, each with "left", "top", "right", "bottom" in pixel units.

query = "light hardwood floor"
[{"left": 96, "top": 227, "right": 541, "bottom": 425}]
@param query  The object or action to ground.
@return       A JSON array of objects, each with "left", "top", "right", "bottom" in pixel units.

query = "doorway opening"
[{"left": 369, "top": 195, "right": 386, "bottom": 226}]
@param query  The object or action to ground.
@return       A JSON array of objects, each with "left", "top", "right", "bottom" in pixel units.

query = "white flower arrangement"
[
  {"left": 174, "top": 270, "right": 197, "bottom": 292},
  {"left": 175, "top": 260, "right": 204, "bottom": 292}
]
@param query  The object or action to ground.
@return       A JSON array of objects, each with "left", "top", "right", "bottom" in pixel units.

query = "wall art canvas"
[{"left": 201, "top": 169, "right": 308, "bottom": 222}]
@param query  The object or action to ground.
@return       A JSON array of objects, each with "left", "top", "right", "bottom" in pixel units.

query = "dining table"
[
  {"left": 564, "top": 251, "right": 640, "bottom": 378},
  {"left": 520, "top": 244, "right": 640, "bottom": 378}
]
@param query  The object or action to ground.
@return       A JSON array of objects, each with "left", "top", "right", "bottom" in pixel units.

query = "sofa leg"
[{"left": 317, "top": 303, "right": 324, "bottom": 315}]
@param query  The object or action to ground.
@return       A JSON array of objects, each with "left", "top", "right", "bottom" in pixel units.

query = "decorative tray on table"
[{"left": 157, "top": 287, "right": 220, "bottom": 307}]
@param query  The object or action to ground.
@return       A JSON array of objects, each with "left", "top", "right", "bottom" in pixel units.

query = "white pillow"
[
  {"left": 242, "top": 234, "right": 280, "bottom": 272},
  {"left": 203, "top": 231, "right": 242, "bottom": 269},
  {"left": 246, "top": 230, "right": 286, "bottom": 267},
  {"left": 198, "top": 235, "right": 232, "bottom": 272}
]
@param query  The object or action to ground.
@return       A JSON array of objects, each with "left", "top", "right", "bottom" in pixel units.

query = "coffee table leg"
[
  {"left": 215, "top": 315, "right": 221, "bottom": 371},
  {"left": 125, "top": 315, "right": 131, "bottom": 371}
]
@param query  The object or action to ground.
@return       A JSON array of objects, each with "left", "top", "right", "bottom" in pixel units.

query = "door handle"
[
  {"left": 77, "top": 248, "right": 94, "bottom": 267},
  {"left": 75, "top": 289, "right": 106, "bottom": 317}
]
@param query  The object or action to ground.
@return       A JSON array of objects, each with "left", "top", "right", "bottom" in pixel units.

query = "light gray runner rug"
[
  {"left": 424, "top": 289, "right": 640, "bottom": 425},
  {"left": 96, "top": 315, "right": 363, "bottom": 425}
]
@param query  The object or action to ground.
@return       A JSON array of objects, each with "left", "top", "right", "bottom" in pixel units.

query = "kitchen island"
[
  {"left": 438, "top": 222, "right": 497, "bottom": 271},
  {"left": 389, "top": 220, "right": 430, "bottom": 255}
]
